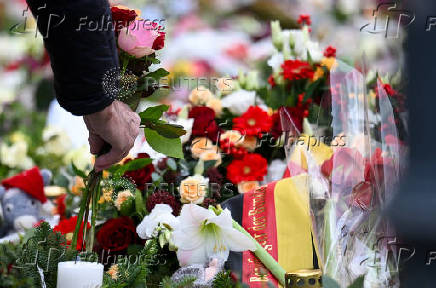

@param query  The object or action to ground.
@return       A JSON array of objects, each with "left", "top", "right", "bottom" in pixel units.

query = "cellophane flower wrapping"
[{"left": 280, "top": 60, "right": 404, "bottom": 287}]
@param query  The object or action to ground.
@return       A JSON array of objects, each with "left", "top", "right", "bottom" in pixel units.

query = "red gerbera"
[
  {"left": 53, "top": 216, "right": 90, "bottom": 250},
  {"left": 297, "top": 14, "right": 312, "bottom": 26},
  {"left": 281, "top": 60, "right": 314, "bottom": 81},
  {"left": 233, "top": 106, "right": 272, "bottom": 136},
  {"left": 189, "top": 106, "right": 220, "bottom": 141},
  {"left": 226, "top": 153, "right": 268, "bottom": 184},
  {"left": 111, "top": 6, "right": 137, "bottom": 32},
  {"left": 323, "top": 46, "right": 337, "bottom": 58}
]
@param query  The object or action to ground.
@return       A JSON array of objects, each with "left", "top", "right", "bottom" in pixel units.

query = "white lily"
[
  {"left": 136, "top": 204, "right": 179, "bottom": 239},
  {"left": 172, "top": 204, "right": 256, "bottom": 266}
]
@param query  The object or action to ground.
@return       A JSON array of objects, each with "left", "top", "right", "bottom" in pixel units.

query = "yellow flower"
[
  {"left": 179, "top": 175, "right": 208, "bottom": 204},
  {"left": 190, "top": 137, "right": 215, "bottom": 158},
  {"left": 206, "top": 98, "right": 222, "bottom": 116},
  {"left": 189, "top": 86, "right": 214, "bottom": 105},
  {"left": 320, "top": 57, "right": 337, "bottom": 70},
  {"left": 312, "top": 66, "right": 324, "bottom": 81},
  {"left": 313, "top": 57, "right": 337, "bottom": 81},
  {"left": 107, "top": 264, "right": 119, "bottom": 280},
  {"left": 237, "top": 181, "right": 260, "bottom": 193},
  {"left": 71, "top": 176, "right": 85, "bottom": 196},
  {"left": 98, "top": 188, "right": 114, "bottom": 204},
  {"left": 114, "top": 190, "right": 134, "bottom": 210}
]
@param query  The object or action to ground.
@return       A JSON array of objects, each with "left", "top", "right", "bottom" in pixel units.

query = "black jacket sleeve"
[{"left": 26, "top": 0, "right": 118, "bottom": 116}]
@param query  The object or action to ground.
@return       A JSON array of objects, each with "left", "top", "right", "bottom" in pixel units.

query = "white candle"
[{"left": 57, "top": 261, "right": 104, "bottom": 288}]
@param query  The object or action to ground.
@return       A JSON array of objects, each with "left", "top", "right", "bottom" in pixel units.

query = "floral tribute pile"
[{"left": 0, "top": 6, "right": 407, "bottom": 288}]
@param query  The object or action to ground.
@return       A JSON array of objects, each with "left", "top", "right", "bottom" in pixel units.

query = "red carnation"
[
  {"left": 123, "top": 153, "right": 155, "bottom": 191},
  {"left": 226, "top": 153, "right": 268, "bottom": 184},
  {"left": 298, "top": 14, "right": 312, "bottom": 26},
  {"left": 111, "top": 6, "right": 137, "bottom": 32},
  {"left": 323, "top": 46, "right": 337, "bottom": 58},
  {"left": 96, "top": 216, "right": 138, "bottom": 252},
  {"left": 146, "top": 191, "right": 181, "bottom": 215},
  {"left": 53, "top": 216, "right": 90, "bottom": 250},
  {"left": 188, "top": 106, "right": 220, "bottom": 141},
  {"left": 233, "top": 106, "right": 272, "bottom": 137},
  {"left": 281, "top": 60, "right": 314, "bottom": 81}
]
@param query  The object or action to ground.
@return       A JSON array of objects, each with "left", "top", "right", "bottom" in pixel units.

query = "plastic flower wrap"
[{"left": 281, "top": 60, "right": 404, "bottom": 287}]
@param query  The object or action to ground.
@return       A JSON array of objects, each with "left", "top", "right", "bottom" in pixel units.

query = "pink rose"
[{"left": 118, "top": 20, "right": 164, "bottom": 58}]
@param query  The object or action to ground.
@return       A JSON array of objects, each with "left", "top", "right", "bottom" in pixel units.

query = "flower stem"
[
  {"left": 88, "top": 176, "right": 102, "bottom": 252},
  {"left": 232, "top": 220, "right": 286, "bottom": 286}
]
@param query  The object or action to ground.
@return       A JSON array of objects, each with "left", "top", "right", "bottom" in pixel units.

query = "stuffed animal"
[{"left": 0, "top": 167, "right": 53, "bottom": 237}]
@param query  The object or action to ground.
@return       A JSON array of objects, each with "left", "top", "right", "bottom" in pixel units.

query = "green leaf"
[
  {"left": 146, "top": 68, "right": 169, "bottom": 80},
  {"left": 71, "top": 162, "right": 87, "bottom": 179},
  {"left": 348, "top": 275, "right": 365, "bottom": 288},
  {"left": 134, "top": 190, "right": 146, "bottom": 218},
  {"left": 322, "top": 276, "right": 340, "bottom": 288},
  {"left": 108, "top": 158, "right": 152, "bottom": 177},
  {"left": 139, "top": 104, "right": 169, "bottom": 121},
  {"left": 304, "top": 78, "right": 323, "bottom": 101},
  {"left": 147, "top": 123, "right": 186, "bottom": 139},
  {"left": 144, "top": 128, "right": 184, "bottom": 159}
]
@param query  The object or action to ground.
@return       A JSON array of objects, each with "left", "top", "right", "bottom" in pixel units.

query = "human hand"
[{"left": 84, "top": 100, "right": 140, "bottom": 171}]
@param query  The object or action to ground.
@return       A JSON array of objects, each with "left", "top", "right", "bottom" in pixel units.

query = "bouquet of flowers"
[{"left": 280, "top": 60, "right": 405, "bottom": 287}]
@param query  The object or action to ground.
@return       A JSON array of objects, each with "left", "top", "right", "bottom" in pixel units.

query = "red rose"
[
  {"left": 96, "top": 216, "right": 137, "bottom": 252},
  {"left": 351, "top": 181, "right": 374, "bottom": 211},
  {"left": 323, "top": 46, "right": 336, "bottom": 58},
  {"left": 53, "top": 216, "right": 90, "bottom": 250},
  {"left": 152, "top": 31, "right": 166, "bottom": 50},
  {"left": 233, "top": 106, "right": 272, "bottom": 137},
  {"left": 111, "top": 6, "right": 137, "bottom": 32},
  {"left": 321, "top": 147, "right": 365, "bottom": 187},
  {"left": 188, "top": 106, "right": 220, "bottom": 141},
  {"left": 282, "top": 60, "right": 314, "bottom": 81},
  {"left": 364, "top": 148, "right": 395, "bottom": 186},
  {"left": 271, "top": 104, "right": 310, "bottom": 138},
  {"left": 226, "top": 153, "right": 268, "bottom": 184},
  {"left": 123, "top": 153, "right": 155, "bottom": 191}
]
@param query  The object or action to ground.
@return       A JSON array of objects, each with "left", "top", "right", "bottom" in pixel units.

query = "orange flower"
[{"left": 237, "top": 181, "right": 260, "bottom": 193}]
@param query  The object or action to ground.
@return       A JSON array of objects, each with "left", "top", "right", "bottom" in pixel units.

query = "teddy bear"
[{"left": 0, "top": 167, "right": 54, "bottom": 238}]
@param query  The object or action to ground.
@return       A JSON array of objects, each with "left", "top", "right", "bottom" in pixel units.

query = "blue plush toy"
[{"left": 0, "top": 167, "right": 53, "bottom": 237}]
